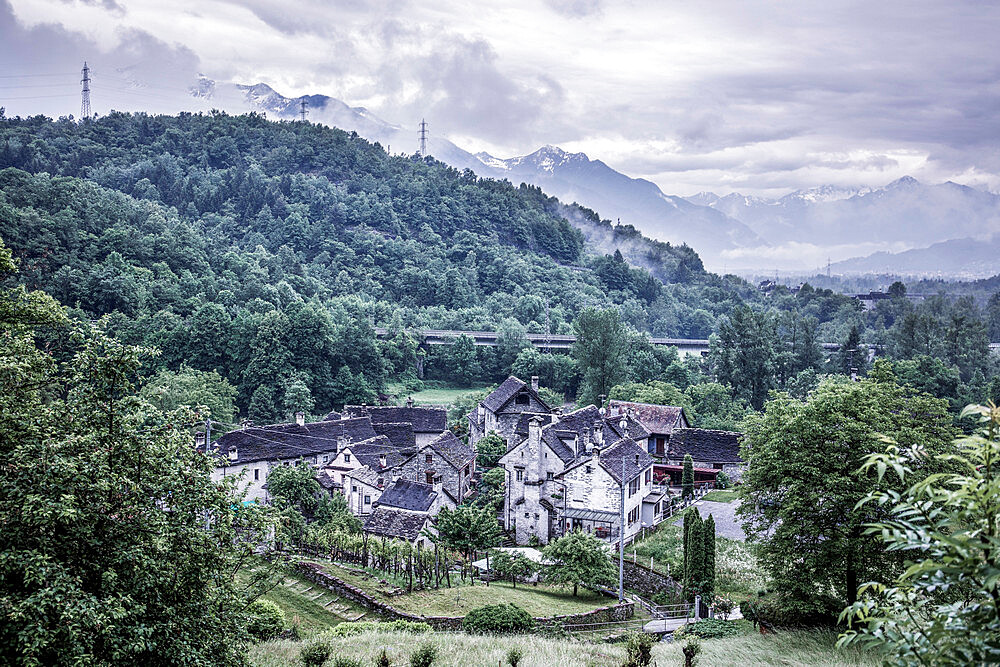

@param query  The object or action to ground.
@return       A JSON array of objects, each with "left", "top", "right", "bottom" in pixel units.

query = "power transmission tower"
[
  {"left": 419, "top": 118, "right": 427, "bottom": 156},
  {"left": 80, "top": 61, "right": 91, "bottom": 121},
  {"left": 299, "top": 98, "right": 308, "bottom": 122}
]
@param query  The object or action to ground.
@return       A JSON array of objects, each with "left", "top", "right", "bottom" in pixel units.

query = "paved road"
[{"left": 672, "top": 499, "right": 746, "bottom": 541}]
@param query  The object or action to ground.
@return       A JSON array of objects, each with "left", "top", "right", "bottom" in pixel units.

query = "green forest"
[{"left": 1, "top": 111, "right": 998, "bottom": 424}]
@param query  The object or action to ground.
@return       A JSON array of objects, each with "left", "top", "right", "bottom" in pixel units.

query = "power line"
[
  {"left": 0, "top": 93, "right": 77, "bottom": 101},
  {"left": 0, "top": 72, "right": 78, "bottom": 79}
]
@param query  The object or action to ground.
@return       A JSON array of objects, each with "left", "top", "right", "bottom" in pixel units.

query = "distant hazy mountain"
[
  {"left": 471, "top": 145, "right": 765, "bottom": 256},
  {"left": 688, "top": 178, "right": 1000, "bottom": 249},
  {"left": 830, "top": 236, "right": 1000, "bottom": 278}
]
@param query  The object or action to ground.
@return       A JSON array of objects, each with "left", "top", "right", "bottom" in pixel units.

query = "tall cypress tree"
[
  {"left": 704, "top": 514, "right": 716, "bottom": 598},
  {"left": 682, "top": 454, "right": 694, "bottom": 499},
  {"left": 682, "top": 508, "right": 694, "bottom": 585},
  {"left": 686, "top": 514, "right": 705, "bottom": 600}
]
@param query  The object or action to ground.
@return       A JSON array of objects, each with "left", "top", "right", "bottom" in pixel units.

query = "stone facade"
[
  {"left": 395, "top": 439, "right": 473, "bottom": 504},
  {"left": 468, "top": 375, "right": 551, "bottom": 446}
]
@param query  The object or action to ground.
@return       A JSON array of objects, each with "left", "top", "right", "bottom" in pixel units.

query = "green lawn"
[
  {"left": 251, "top": 629, "right": 877, "bottom": 667},
  {"left": 313, "top": 561, "right": 613, "bottom": 617},
  {"left": 387, "top": 383, "right": 491, "bottom": 407},
  {"left": 630, "top": 524, "right": 767, "bottom": 602},
  {"left": 702, "top": 489, "right": 739, "bottom": 503}
]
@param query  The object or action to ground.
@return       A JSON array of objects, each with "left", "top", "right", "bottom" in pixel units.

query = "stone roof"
[
  {"left": 371, "top": 422, "right": 416, "bottom": 449},
  {"left": 669, "top": 428, "right": 744, "bottom": 463},
  {"left": 363, "top": 506, "right": 429, "bottom": 541},
  {"left": 317, "top": 473, "right": 340, "bottom": 491},
  {"left": 323, "top": 410, "right": 342, "bottom": 421},
  {"left": 343, "top": 405, "right": 448, "bottom": 433},
  {"left": 344, "top": 465, "right": 384, "bottom": 488},
  {"left": 347, "top": 436, "right": 412, "bottom": 472},
  {"left": 532, "top": 406, "right": 648, "bottom": 464},
  {"left": 375, "top": 479, "right": 437, "bottom": 512},
  {"left": 214, "top": 417, "right": 377, "bottom": 466},
  {"left": 598, "top": 437, "right": 655, "bottom": 485},
  {"left": 424, "top": 431, "right": 475, "bottom": 469},
  {"left": 513, "top": 412, "right": 558, "bottom": 436},
  {"left": 608, "top": 400, "right": 687, "bottom": 435},
  {"left": 482, "top": 375, "right": 550, "bottom": 413}
]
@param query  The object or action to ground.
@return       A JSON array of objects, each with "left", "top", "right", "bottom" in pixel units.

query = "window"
[
  {"left": 645, "top": 469, "right": 652, "bottom": 484},
  {"left": 364, "top": 495, "right": 371, "bottom": 505},
  {"left": 515, "top": 393, "right": 529, "bottom": 405},
  {"left": 426, "top": 471, "right": 434, "bottom": 484},
  {"left": 464, "top": 465, "right": 470, "bottom": 475},
  {"left": 322, "top": 455, "right": 329, "bottom": 463},
  {"left": 629, "top": 478, "right": 640, "bottom": 496},
  {"left": 655, "top": 437, "right": 666, "bottom": 455},
  {"left": 254, "top": 469, "right": 260, "bottom": 481},
  {"left": 344, "top": 453, "right": 351, "bottom": 463},
  {"left": 425, "top": 454, "right": 433, "bottom": 464},
  {"left": 352, "top": 485, "right": 358, "bottom": 493},
  {"left": 524, "top": 512, "right": 529, "bottom": 518},
  {"left": 515, "top": 469, "right": 523, "bottom": 481},
  {"left": 546, "top": 471, "right": 554, "bottom": 481},
  {"left": 628, "top": 507, "right": 639, "bottom": 524},
  {"left": 585, "top": 465, "right": 593, "bottom": 474},
  {"left": 283, "top": 461, "right": 290, "bottom": 466}
]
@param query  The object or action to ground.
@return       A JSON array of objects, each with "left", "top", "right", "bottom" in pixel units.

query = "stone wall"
[
  {"left": 621, "top": 560, "right": 681, "bottom": 600},
  {"left": 295, "top": 561, "right": 633, "bottom": 630}
]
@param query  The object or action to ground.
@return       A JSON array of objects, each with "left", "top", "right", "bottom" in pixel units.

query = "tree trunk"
[{"left": 573, "top": 582, "right": 578, "bottom": 597}]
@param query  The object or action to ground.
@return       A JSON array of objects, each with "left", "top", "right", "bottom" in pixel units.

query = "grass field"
[
  {"left": 318, "top": 561, "right": 611, "bottom": 617},
  {"left": 701, "top": 489, "right": 739, "bottom": 503},
  {"left": 387, "top": 383, "right": 491, "bottom": 407},
  {"left": 251, "top": 628, "right": 877, "bottom": 667}
]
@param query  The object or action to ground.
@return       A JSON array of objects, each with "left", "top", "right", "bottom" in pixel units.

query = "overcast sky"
[{"left": 2, "top": 0, "right": 998, "bottom": 196}]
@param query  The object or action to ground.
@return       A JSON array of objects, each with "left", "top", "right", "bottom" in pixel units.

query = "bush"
[
  {"left": 621, "top": 631, "right": 655, "bottom": 666},
  {"left": 409, "top": 644, "right": 437, "bottom": 667},
  {"left": 506, "top": 647, "right": 523, "bottom": 667},
  {"left": 328, "top": 620, "right": 432, "bottom": 637},
  {"left": 375, "top": 648, "right": 391, "bottom": 667},
  {"left": 300, "top": 639, "right": 332, "bottom": 667},
  {"left": 246, "top": 599, "right": 285, "bottom": 642},
  {"left": 741, "top": 591, "right": 840, "bottom": 629},
  {"left": 675, "top": 619, "right": 739, "bottom": 640},
  {"left": 462, "top": 603, "right": 535, "bottom": 635},
  {"left": 712, "top": 596, "right": 735, "bottom": 620},
  {"left": 714, "top": 471, "right": 730, "bottom": 489},
  {"left": 330, "top": 659, "right": 363, "bottom": 667}
]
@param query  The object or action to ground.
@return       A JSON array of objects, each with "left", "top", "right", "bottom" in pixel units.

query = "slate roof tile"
[
  {"left": 214, "top": 417, "right": 377, "bottom": 466},
  {"left": 668, "top": 428, "right": 744, "bottom": 463}
]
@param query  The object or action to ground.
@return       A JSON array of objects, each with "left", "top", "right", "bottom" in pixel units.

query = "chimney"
[
  {"left": 620, "top": 418, "right": 629, "bottom": 438},
  {"left": 407, "top": 396, "right": 414, "bottom": 408},
  {"left": 194, "top": 431, "right": 206, "bottom": 448},
  {"left": 527, "top": 417, "right": 542, "bottom": 482},
  {"left": 295, "top": 411, "right": 305, "bottom": 427},
  {"left": 594, "top": 420, "right": 604, "bottom": 446},
  {"left": 531, "top": 376, "right": 539, "bottom": 392},
  {"left": 379, "top": 453, "right": 387, "bottom": 469},
  {"left": 582, "top": 428, "right": 592, "bottom": 454},
  {"left": 228, "top": 446, "right": 238, "bottom": 462},
  {"left": 241, "top": 419, "right": 253, "bottom": 430}
]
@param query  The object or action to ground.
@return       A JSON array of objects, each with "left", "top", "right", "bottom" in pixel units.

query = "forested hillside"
[{"left": 1, "top": 111, "right": 998, "bottom": 423}]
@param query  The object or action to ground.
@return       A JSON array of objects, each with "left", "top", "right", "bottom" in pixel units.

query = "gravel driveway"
[{"left": 672, "top": 499, "right": 746, "bottom": 541}]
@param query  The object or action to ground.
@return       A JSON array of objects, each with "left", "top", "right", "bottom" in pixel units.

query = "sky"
[{"left": 1, "top": 0, "right": 999, "bottom": 197}]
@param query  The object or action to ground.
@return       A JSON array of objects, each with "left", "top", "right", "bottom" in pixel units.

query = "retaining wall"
[{"left": 295, "top": 561, "right": 633, "bottom": 630}]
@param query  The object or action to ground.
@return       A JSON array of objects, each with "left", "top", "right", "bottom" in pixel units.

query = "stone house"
[
  {"left": 498, "top": 404, "right": 653, "bottom": 545},
  {"left": 362, "top": 479, "right": 452, "bottom": 546},
  {"left": 608, "top": 400, "right": 689, "bottom": 459},
  {"left": 663, "top": 428, "right": 745, "bottom": 484},
  {"left": 467, "top": 375, "right": 551, "bottom": 446},
  {"left": 343, "top": 465, "right": 386, "bottom": 516},
  {"left": 340, "top": 401, "right": 447, "bottom": 447},
  {"left": 322, "top": 435, "right": 411, "bottom": 488},
  {"left": 208, "top": 413, "right": 377, "bottom": 503},
  {"left": 394, "top": 431, "right": 475, "bottom": 504},
  {"left": 559, "top": 438, "right": 655, "bottom": 545}
]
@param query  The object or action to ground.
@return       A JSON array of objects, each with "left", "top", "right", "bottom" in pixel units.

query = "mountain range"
[{"left": 192, "top": 78, "right": 1000, "bottom": 277}]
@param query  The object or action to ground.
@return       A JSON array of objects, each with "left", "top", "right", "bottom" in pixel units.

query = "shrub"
[
  {"left": 300, "top": 639, "right": 332, "bottom": 667},
  {"left": 741, "top": 591, "right": 839, "bottom": 629},
  {"left": 247, "top": 599, "right": 285, "bottom": 642},
  {"left": 330, "top": 659, "right": 363, "bottom": 667},
  {"left": 328, "top": 620, "right": 432, "bottom": 637},
  {"left": 462, "top": 603, "right": 535, "bottom": 635},
  {"left": 375, "top": 648, "right": 391, "bottom": 667},
  {"left": 681, "top": 636, "right": 701, "bottom": 667},
  {"left": 675, "top": 619, "right": 739, "bottom": 640},
  {"left": 409, "top": 644, "right": 437, "bottom": 667},
  {"left": 621, "top": 631, "right": 655, "bottom": 666},
  {"left": 506, "top": 647, "right": 523, "bottom": 667},
  {"left": 712, "top": 596, "right": 734, "bottom": 620},
  {"left": 714, "top": 471, "right": 730, "bottom": 489}
]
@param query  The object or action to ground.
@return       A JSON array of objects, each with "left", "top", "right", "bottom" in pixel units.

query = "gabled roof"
[
  {"left": 344, "top": 465, "right": 383, "bottom": 488},
  {"left": 668, "top": 428, "right": 744, "bottom": 463},
  {"left": 376, "top": 479, "right": 437, "bottom": 512},
  {"left": 540, "top": 405, "right": 603, "bottom": 463},
  {"left": 214, "top": 417, "right": 377, "bottom": 466},
  {"left": 371, "top": 422, "right": 416, "bottom": 449},
  {"left": 609, "top": 400, "right": 687, "bottom": 435},
  {"left": 323, "top": 410, "right": 342, "bottom": 421},
  {"left": 598, "top": 438, "right": 655, "bottom": 485},
  {"left": 343, "top": 405, "right": 447, "bottom": 433},
  {"left": 424, "top": 431, "right": 475, "bottom": 469},
  {"left": 482, "top": 376, "right": 550, "bottom": 413},
  {"left": 513, "top": 412, "right": 558, "bottom": 436},
  {"left": 363, "top": 506, "right": 429, "bottom": 541}
]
